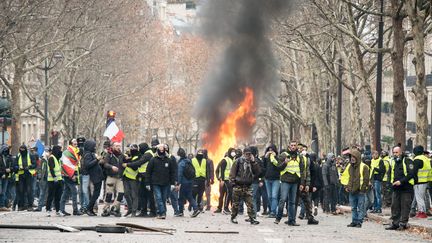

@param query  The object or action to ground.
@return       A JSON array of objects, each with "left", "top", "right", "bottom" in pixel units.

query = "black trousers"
[
  {"left": 86, "top": 181, "right": 102, "bottom": 212},
  {"left": 323, "top": 184, "right": 337, "bottom": 212},
  {"left": 217, "top": 180, "right": 232, "bottom": 210},
  {"left": 391, "top": 190, "right": 413, "bottom": 226},
  {"left": 138, "top": 180, "right": 155, "bottom": 214},
  {"left": 17, "top": 174, "right": 33, "bottom": 208},
  {"left": 46, "top": 181, "right": 63, "bottom": 212},
  {"left": 124, "top": 178, "right": 139, "bottom": 212},
  {"left": 296, "top": 190, "right": 314, "bottom": 220},
  {"left": 192, "top": 179, "right": 206, "bottom": 209}
]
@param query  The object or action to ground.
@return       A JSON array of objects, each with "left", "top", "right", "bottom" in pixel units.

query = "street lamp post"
[
  {"left": 375, "top": 0, "right": 384, "bottom": 152},
  {"left": 38, "top": 53, "right": 63, "bottom": 146}
]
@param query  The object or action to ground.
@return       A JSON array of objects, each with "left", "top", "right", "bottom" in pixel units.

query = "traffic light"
[{"left": 106, "top": 110, "right": 116, "bottom": 127}]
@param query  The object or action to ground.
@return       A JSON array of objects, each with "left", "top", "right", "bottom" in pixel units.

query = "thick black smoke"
[{"left": 196, "top": 0, "right": 295, "bottom": 138}]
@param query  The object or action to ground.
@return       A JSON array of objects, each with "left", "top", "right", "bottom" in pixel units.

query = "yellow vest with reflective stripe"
[
  {"left": 223, "top": 157, "right": 233, "bottom": 179},
  {"left": 16, "top": 154, "right": 33, "bottom": 181},
  {"left": 371, "top": 158, "right": 381, "bottom": 177},
  {"left": 382, "top": 156, "right": 391, "bottom": 182},
  {"left": 391, "top": 158, "right": 414, "bottom": 185},
  {"left": 280, "top": 155, "right": 300, "bottom": 178},
  {"left": 47, "top": 155, "right": 63, "bottom": 182},
  {"left": 340, "top": 162, "right": 367, "bottom": 187},
  {"left": 192, "top": 158, "right": 206, "bottom": 178},
  {"left": 414, "top": 155, "right": 431, "bottom": 183},
  {"left": 138, "top": 150, "right": 154, "bottom": 173},
  {"left": 123, "top": 156, "right": 139, "bottom": 180}
]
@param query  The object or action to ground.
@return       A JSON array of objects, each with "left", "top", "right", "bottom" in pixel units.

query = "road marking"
[{"left": 258, "top": 228, "right": 274, "bottom": 233}]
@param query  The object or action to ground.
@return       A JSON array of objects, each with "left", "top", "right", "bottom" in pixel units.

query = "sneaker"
[
  {"left": 176, "top": 212, "right": 184, "bottom": 217},
  {"left": 27, "top": 207, "right": 33, "bottom": 212},
  {"left": 268, "top": 213, "right": 276, "bottom": 218},
  {"left": 191, "top": 210, "right": 200, "bottom": 218},
  {"left": 274, "top": 219, "right": 280, "bottom": 224},
  {"left": 123, "top": 211, "right": 132, "bottom": 217},
  {"left": 214, "top": 208, "right": 222, "bottom": 213},
  {"left": 245, "top": 218, "right": 251, "bottom": 222},
  {"left": 250, "top": 218, "right": 260, "bottom": 225},
  {"left": 86, "top": 210, "right": 97, "bottom": 216},
  {"left": 73, "top": 210, "right": 82, "bottom": 216},
  {"left": 307, "top": 218, "right": 319, "bottom": 225},
  {"left": 298, "top": 215, "right": 304, "bottom": 220},
  {"left": 416, "top": 212, "right": 428, "bottom": 219},
  {"left": 385, "top": 224, "right": 399, "bottom": 230},
  {"left": 355, "top": 223, "right": 362, "bottom": 228},
  {"left": 409, "top": 211, "right": 416, "bottom": 218},
  {"left": 262, "top": 211, "right": 269, "bottom": 216},
  {"left": 347, "top": 222, "right": 357, "bottom": 227},
  {"left": 137, "top": 211, "right": 147, "bottom": 217},
  {"left": 223, "top": 208, "right": 231, "bottom": 215},
  {"left": 101, "top": 210, "right": 110, "bottom": 217},
  {"left": 231, "top": 217, "right": 238, "bottom": 224},
  {"left": 46, "top": 210, "right": 52, "bottom": 217},
  {"left": 313, "top": 207, "right": 318, "bottom": 216},
  {"left": 398, "top": 224, "right": 408, "bottom": 230},
  {"left": 34, "top": 208, "right": 42, "bottom": 212},
  {"left": 287, "top": 221, "right": 300, "bottom": 226},
  {"left": 61, "top": 211, "right": 71, "bottom": 216},
  {"left": 58, "top": 211, "right": 67, "bottom": 217}
]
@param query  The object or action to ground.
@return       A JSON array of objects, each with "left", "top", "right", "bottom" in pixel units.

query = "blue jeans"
[
  {"left": 37, "top": 180, "right": 47, "bottom": 210},
  {"left": 349, "top": 192, "right": 365, "bottom": 224},
  {"left": 277, "top": 182, "right": 298, "bottom": 222},
  {"left": 373, "top": 180, "right": 382, "bottom": 211},
  {"left": 60, "top": 177, "right": 79, "bottom": 212},
  {"left": 179, "top": 183, "right": 198, "bottom": 213},
  {"left": 265, "top": 179, "right": 280, "bottom": 215},
  {"left": 170, "top": 188, "right": 179, "bottom": 214},
  {"left": 0, "top": 178, "right": 9, "bottom": 207},
  {"left": 153, "top": 185, "right": 169, "bottom": 216},
  {"left": 79, "top": 175, "right": 90, "bottom": 209}
]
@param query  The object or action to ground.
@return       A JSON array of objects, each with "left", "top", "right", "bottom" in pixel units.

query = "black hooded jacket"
[
  {"left": 262, "top": 144, "right": 281, "bottom": 180},
  {"left": 0, "top": 145, "right": 12, "bottom": 178},
  {"left": 13, "top": 145, "right": 36, "bottom": 174},
  {"left": 48, "top": 145, "right": 62, "bottom": 180},
  {"left": 82, "top": 140, "right": 103, "bottom": 184},
  {"left": 216, "top": 148, "right": 235, "bottom": 181}
]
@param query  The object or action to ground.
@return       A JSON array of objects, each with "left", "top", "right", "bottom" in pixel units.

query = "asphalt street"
[{"left": 0, "top": 206, "right": 429, "bottom": 243}]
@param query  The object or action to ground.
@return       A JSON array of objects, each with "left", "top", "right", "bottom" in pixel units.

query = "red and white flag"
[{"left": 103, "top": 121, "right": 125, "bottom": 142}]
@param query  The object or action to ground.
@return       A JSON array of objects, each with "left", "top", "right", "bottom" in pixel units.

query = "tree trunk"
[
  {"left": 407, "top": 0, "right": 428, "bottom": 147},
  {"left": 10, "top": 57, "right": 26, "bottom": 154},
  {"left": 391, "top": 0, "right": 408, "bottom": 150}
]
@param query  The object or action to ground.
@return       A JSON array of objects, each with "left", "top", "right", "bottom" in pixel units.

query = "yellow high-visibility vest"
[
  {"left": 223, "top": 157, "right": 233, "bottom": 179},
  {"left": 192, "top": 158, "right": 206, "bottom": 178},
  {"left": 47, "top": 155, "right": 63, "bottom": 182},
  {"left": 340, "top": 162, "right": 367, "bottom": 187},
  {"left": 16, "top": 153, "right": 34, "bottom": 181},
  {"left": 382, "top": 156, "right": 391, "bottom": 182},
  {"left": 123, "top": 156, "right": 139, "bottom": 180},
  {"left": 138, "top": 150, "right": 155, "bottom": 173},
  {"left": 280, "top": 155, "right": 300, "bottom": 178},
  {"left": 414, "top": 155, "right": 431, "bottom": 183},
  {"left": 391, "top": 158, "right": 414, "bottom": 185}
]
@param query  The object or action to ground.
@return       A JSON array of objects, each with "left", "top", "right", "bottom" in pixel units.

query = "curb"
[{"left": 337, "top": 205, "right": 432, "bottom": 235}]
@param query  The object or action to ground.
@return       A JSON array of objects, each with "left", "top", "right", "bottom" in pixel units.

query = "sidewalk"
[{"left": 337, "top": 205, "right": 432, "bottom": 236}]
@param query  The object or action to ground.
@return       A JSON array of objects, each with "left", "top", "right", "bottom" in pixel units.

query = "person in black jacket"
[
  {"left": 203, "top": 149, "right": 214, "bottom": 211},
  {"left": 250, "top": 146, "right": 267, "bottom": 217},
  {"left": 101, "top": 142, "right": 123, "bottom": 217},
  {"left": 262, "top": 144, "right": 280, "bottom": 218},
  {"left": 229, "top": 147, "right": 261, "bottom": 225},
  {"left": 309, "top": 152, "right": 322, "bottom": 216},
  {"left": 386, "top": 146, "right": 415, "bottom": 230},
  {"left": 137, "top": 141, "right": 156, "bottom": 217},
  {"left": 82, "top": 140, "right": 103, "bottom": 216},
  {"left": 215, "top": 147, "right": 236, "bottom": 214},
  {"left": 122, "top": 144, "right": 141, "bottom": 217},
  {"left": 13, "top": 145, "right": 36, "bottom": 211},
  {"left": 0, "top": 145, "right": 12, "bottom": 211},
  {"left": 145, "top": 144, "right": 176, "bottom": 219},
  {"left": 322, "top": 153, "right": 338, "bottom": 214},
  {"left": 45, "top": 146, "right": 63, "bottom": 216}
]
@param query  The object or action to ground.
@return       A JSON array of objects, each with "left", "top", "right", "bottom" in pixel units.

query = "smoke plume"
[{"left": 196, "top": 0, "right": 296, "bottom": 140}]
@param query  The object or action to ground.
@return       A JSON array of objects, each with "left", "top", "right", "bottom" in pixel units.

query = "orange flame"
[{"left": 204, "top": 87, "right": 256, "bottom": 206}]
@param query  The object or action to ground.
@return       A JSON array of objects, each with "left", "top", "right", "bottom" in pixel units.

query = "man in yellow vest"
[
  {"left": 381, "top": 151, "right": 393, "bottom": 207},
  {"left": 13, "top": 145, "right": 36, "bottom": 211},
  {"left": 45, "top": 146, "right": 63, "bottom": 216},
  {"left": 137, "top": 140, "right": 157, "bottom": 217},
  {"left": 340, "top": 149, "right": 370, "bottom": 228},
  {"left": 370, "top": 151, "right": 385, "bottom": 214},
  {"left": 121, "top": 144, "right": 141, "bottom": 217},
  {"left": 192, "top": 149, "right": 209, "bottom": 212},
  {"left": 385, "top": 146, "right": 415, "bottom": 230},
  {"left": 411, "top": 145, "right": 431, "bottom": 219},
  {"left": 274, "top": 141, "right": 306, "bottom": 226},
  {"left": 215, "top": 147, "right": 236, "bottom": 214}
]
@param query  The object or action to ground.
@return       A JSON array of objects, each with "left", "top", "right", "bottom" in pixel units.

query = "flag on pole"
[
  {"left": 35, "top": 140, "right": 45, "bottom": 157},
  {"left": 103, "top": 121, "right": 125, "bottom": 142}
]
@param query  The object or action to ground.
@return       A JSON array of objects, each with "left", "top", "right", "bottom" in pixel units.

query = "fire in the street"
[{"left": 204, "top": 87, "right": 256, "bottom": 206}]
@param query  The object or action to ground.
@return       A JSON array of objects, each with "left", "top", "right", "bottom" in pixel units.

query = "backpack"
[{"left": 183, "top": 159, "right": 196, "bottom": 180}]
